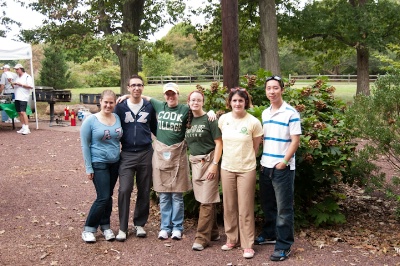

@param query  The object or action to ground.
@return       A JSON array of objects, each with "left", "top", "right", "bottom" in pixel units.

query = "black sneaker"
[
  {"left": 270, "top": 249, "right": 291, "bottom": 261},
  {"left": 254, "top": 235, "right": 276, "bottom": 245}
]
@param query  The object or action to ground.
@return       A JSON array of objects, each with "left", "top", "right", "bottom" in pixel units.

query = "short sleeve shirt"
[
  {"left": 150, "top": 98, "right": 189, "bottom": 146},
  {"left": 185, "top": 114, "right": 222, "bottom": 156},
  {"left": 218, "top": 112, "right": 263, "bottom": 172}
]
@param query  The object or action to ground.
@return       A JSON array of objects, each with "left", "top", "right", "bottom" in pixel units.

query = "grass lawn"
[
  {"left": 67, "top": 81, "right": 359, "bottom": 104},
  {"left": 34, "top": 81, "right": 361, "bottom": 119}
]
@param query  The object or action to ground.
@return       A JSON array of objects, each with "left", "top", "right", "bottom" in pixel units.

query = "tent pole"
[{"left": 29, "top": 57, "right": 39, "bottom": 129}]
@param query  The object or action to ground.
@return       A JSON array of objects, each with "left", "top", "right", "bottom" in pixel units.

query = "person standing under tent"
[{"left": 12, "top": 64, "right": 33, "bottom": 135}]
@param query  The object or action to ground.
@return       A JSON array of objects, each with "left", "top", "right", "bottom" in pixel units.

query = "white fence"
[
  {"left": 288, "top": 74, "right": 379, "bottom": 82},
  {"left": 146, "top": 75, "right": 223, "bottom": 84},
  {"left": 146, "top": 74, "right": 380, "bottom": 84}
]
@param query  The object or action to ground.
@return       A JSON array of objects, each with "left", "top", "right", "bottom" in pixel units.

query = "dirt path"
[{"left": 0, "top": 122, "right": 399, "bottom": 265}]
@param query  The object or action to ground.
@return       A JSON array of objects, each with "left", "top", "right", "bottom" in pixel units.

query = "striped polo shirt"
[{"left": 260, "top": 101, "right": 302, "bottom": 170}]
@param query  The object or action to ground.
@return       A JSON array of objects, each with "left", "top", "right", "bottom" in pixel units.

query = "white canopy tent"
[{"left": 0, "top": 37, "right": 38, "bottom": 129}]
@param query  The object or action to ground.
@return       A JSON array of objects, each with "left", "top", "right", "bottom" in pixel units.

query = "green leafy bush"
[
  {"left": 190, "top": 71, "right": 357, "bottom": 226},
  {"left": 346, "top": 71, "right": 400, "bottom": 218}
]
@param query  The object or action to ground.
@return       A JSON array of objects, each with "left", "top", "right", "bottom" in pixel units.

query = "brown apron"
[
  {"left": 152, "top": 139, "right": 192, "bottom": 192},
  {"left": 189, "top": 150, "right": 220, "bottom": 204}
]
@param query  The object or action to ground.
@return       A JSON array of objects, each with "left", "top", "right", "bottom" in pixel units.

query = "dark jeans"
[
  {"left": 118, "top": 149, "right": 153, "bottom": 232},
  {"left": 259, "top": 166, "right": 295, "bottom": 250},
  {"left": 84, "top": 161, "right": 119, "bottom": 233}
]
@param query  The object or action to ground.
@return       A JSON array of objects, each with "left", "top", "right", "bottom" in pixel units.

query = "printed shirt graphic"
[
  {"left": 151, "top": 98, "right": 189, "bottom": 146},
  {"left": 218, "top": 112, "right": 263, "bottom": 172},
  {"left": 260, "top": 101, "right": 302, "bottom": 170},
  {"left": 185, "top": 114, "right": 221, "bottom": 156},
  {"left": 80, "top": 114, "right": 123, "bottom": 174}
]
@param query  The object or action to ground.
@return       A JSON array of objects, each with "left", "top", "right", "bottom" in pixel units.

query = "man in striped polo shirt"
[{"left": 256, "top": 76, "right": 302, "bottom": 262}]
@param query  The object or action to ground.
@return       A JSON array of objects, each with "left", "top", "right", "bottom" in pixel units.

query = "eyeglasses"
[
  {"left": 128, "top": 84, "right": 143, "bottom": 88},
  {"left": 189, "top": 99, "right": 203, "bottom": 103},
  {"left": 266, "top": 76, "right": 284, "bottom": 88},
  {"left": 230, "top": 87, "right": 246, "bottom": 92}
]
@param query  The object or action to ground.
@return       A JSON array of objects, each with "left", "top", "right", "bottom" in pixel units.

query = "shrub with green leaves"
[
  {"left": 346, "top": 71, "right": 400, "bottom": 218},
  {"left": 192, "top": 70, "right": 357, "bottom": 226}
]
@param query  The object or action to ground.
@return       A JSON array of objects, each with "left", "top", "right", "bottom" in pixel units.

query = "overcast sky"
[{"left": 3, "top": 0, "right": 210, "bottom": 41}]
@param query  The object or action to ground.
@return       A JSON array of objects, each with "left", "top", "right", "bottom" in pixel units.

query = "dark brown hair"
[{"left": 226, "top": 88, "right": 252, "bottom": 110}]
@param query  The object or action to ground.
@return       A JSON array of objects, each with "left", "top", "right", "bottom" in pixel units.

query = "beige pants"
[{"left": 221, "top": 169, "right": 256, "bottom": 249}]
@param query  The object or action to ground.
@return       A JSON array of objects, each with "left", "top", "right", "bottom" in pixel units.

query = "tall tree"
[
  {"left": 39, "top": 45, "right": 70, "bottom": 89},
  {"left": 27, "top": 0, "right": 185, "bottom": 94},
  {"left": 221, "top": 0, "right": 239, "bottom": 88},
  {"left": 259, "top": 0, "right": 280, "bottom": 75},
  {"left": 280, "top": 0, "right": 400, "bottom": 95},
  {"left": 194, "top": 0, "right": 281, "bottom": 76}
]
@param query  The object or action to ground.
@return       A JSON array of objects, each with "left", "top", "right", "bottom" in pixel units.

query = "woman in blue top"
[{"left": 80, "top": 89, "right": 123, "bottom": 243}]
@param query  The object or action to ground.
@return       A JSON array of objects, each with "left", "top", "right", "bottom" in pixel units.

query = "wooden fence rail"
[{"left": 146, "top": 74, "right": 380, "bottom": 84}]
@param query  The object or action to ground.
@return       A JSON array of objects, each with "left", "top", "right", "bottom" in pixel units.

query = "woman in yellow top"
[{"left": 218, "top": 88, "right": 263, "bottom": 259}]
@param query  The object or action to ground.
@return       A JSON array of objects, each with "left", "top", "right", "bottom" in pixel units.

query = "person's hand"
[
  {"left": 116, "top": 94, "right": 129, "bottom": 104},
  {"left": 206, "top": 164, "right": 218, "bottom": 180},
  {"left": 207, "top": 110, "right": 217, "bottom": 121},
  {"left": 87, "top": 173, "right": 94, "bottom": 180},
  {"left": 275, "top": 162, "right": 287, "bottom": 170}
]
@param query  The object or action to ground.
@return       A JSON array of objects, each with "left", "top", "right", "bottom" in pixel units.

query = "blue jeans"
[
  {"left": 84, "top": 161, "right": 119, "bottom": 233},
  {"left": 259, "top": 166, "right": 295, "bottom": 250},
  {"left": 159, "top": 192, "right": 184, "bottom": 233}
]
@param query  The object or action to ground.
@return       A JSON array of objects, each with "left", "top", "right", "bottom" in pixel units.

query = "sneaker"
[
  {"left": 17, "top": 127, "right": 25, "bottom": 133},
  {"left": 158, "top": 230, "right": 169, "bottom": 240},
  {"left": 4, "top": 118, "right": 12, "bottom": 123},
  {"left": 270, "top": 249, "right": 291, "bottom": 261},
  {"left": 211, "top": 235, "right": 220, "bottom": 241},
  {"left": 243, "top": 248, "right": 255, "bottom": 259},
  {"left": 171, "top": 230, "right": 182, "bottom": 240},
  {"left": 14, "top": 118, "right": 20, "bottom": 123},
  {"left": 102, "top": 229, "right": 115, "bottom": 241},
  {"left": 81, "top": 231, "right": 96, "bottom": 243},
  {"left": 134, "top": 226, "right": 146, "bottom": 238},
  {"left": 192, "top": 243, "right": 204, "bottom": 251},
  {"left": 115, "top": 230, "right": 127, "bottom": 242},
  {"left": 221, "top": 243, "right": 236, "bottom": 251},
  {"left": 21, "top": 128, "right": 31, "bottom": 135},
  {"left": 255, "top": 235, "right": 276, "bottom": 245}
]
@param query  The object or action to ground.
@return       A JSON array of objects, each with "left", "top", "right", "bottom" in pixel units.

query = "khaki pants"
[
  {"left": 194, "top": 203, "right": 219, "bottom": 247},
  {"left": 221, "top": 169, "right": 256, "bottom": 249}
]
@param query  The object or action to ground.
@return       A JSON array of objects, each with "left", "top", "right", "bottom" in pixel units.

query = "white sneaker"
[
  {"left": 158, "top": 230, "right": 169, "bottom": 240},
  {"left": 82, "top": 231, "right": 96, "bottom": 243},
  {"left": 21, "top": 128, "right": 31, "bottom": 135},
  {"left": 115, "top": 230, "right": 126, "bottom": 242},
  {"left": 134, "top": 226, "right": 146, "bottom": 237},
  {"left": 102, "top": 229, "right": 115, "bottom": 241},
  {"left": 14, "top": 118, "right": 20, "bottom": 123},
  {"left": 4, "top": 118, "right": 12, "bottom": 123},
  {"left": 171, "top": 230, "right": 182, "bottom": 240},
  {"left": 17, "top": 127, "right": 25, "bottom": 133}
]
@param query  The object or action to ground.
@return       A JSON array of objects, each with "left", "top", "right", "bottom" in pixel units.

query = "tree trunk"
[
  {"left": 258, "top": 0, "right": 280, "bottom": 75},
  {"left": 221, "top": 0, "right": 239, "bottom": 89},
  {"left": 99, "top": 0, "right": 145, "bottom": 94},
  {"left": 356, "top": 47, "right": 370, "bottom": 95},
  {"left": 113, "top": 48, "right": 138, "bottom": 95}
]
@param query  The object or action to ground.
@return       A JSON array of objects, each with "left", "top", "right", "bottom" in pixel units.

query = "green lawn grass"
[{"left": 68, "top": 81, "right": 358, "bottom": 105}]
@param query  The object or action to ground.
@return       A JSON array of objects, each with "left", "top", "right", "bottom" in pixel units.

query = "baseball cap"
[
  {"left": 3, "top": 64, "right": 10, "bottom": 69},
  {"left": 14, "top": 63, "right": 23, "bottom": 69},
  {"left": 163, "top": 83, "right": 179, "bottom": 94}
]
